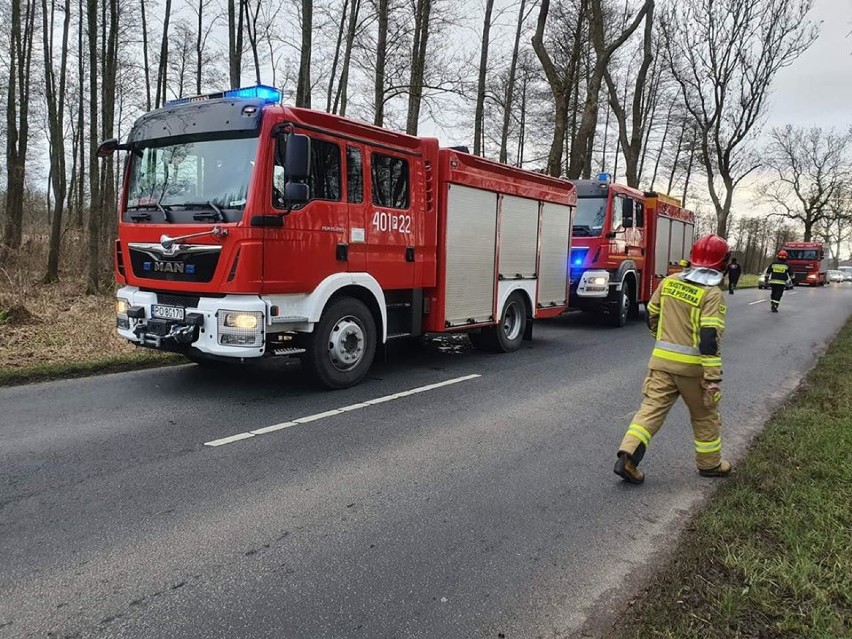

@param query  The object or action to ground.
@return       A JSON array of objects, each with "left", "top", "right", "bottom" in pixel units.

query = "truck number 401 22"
[{"left": 372, "top": 211, "right": 412, "bottom": 234}]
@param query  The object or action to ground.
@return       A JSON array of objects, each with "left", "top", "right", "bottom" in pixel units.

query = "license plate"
[{"left": 152, "top": 304, "right": 185, "bottom": 321}]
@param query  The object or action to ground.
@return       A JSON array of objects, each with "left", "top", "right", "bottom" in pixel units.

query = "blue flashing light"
[
  {"left": 597, "top": 172, "right": 611, "bottom": 183},
  {"left": 570, "top": 247, "right": 589, "bottom": 268},
  {"left": 224, "top": 85, "right": 282, "bottom": 103},
  {"left": 164, "top": 84, "right": 282, "bottom": 108}
]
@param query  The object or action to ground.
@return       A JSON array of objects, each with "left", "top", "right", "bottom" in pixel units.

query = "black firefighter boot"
[{"left": 614, "top": 451, "right": 645, "bottom": 484}]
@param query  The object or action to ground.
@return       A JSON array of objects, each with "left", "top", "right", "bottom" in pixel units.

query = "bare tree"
[
  {"left": 661, "top": 0, "right": 818, "bottom": 237},
  {"left": 473, "top": 0, "right": 495, "bottom": 156},
  {"left": 499, "top": 0, "right": 527, "bottom": 164},
  {"left": 373, "top": 0, "right": 388, "bottom": 125},
  {"left": 2, "top": 0, "right": 37, "bottom": 262},
  {"left": 602, "top": 0, "right": 654, "bottom": 188},
  {"left": 759, "top": 125, "right": 852, "bottom": 241},
  {"left": 85, "top": 0, "right": 100, "bottom": 293},
  {"left": 567, "top": 0, "right": 649, "bottom": 179},
  {"left": 154, "top": 0, "right": 172, "bottom": 107},
  {"left": 333, "top": 0, "right": 361, "bottom": 116},
  {"left": 42, "top": 0, "right": 72, "bottom": 281},
  {"left": 405, "top": 0, "right": 432, "bottom": 134},
  {"left": 228, "top": 0, "right": 245, "bottom": 88},
  {"left": 296, "top": 0, "right": 312, "bottom": 107},
  {"left": 531, "top": 0, "right": 586, "bottom": 177},
  {"left": 140, "top": 0, "right": 151, "bottom": 109}
]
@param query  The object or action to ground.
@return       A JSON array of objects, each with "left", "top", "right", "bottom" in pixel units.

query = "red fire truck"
[
  {"left": 568, "top": 174, "right": 695, "bottom": 326},
  {"left": 780, "top": 241, "right": 828, "bottom": 286},
  {"left": 100, "top": 85, "right": 576, "bottom": 388}
]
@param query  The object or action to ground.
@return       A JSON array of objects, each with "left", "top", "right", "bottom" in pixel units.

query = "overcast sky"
[{"left": 766, "top": 0, "right": 852, "bottom": 131}]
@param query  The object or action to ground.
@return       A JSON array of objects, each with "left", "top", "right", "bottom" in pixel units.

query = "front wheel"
[
  {"left": 606, "top": 284, "right": 630, "bottom": 328},
  {"left": 469, "top": 292, "right": 527, "bottom": 353},
  {"left": 302, "top": 297, "right": 377, "bottom": 389}
]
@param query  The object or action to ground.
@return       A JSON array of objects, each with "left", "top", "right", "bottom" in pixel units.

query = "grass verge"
[
  {"left": 611, "top": 319, "right": 852, "bottom": 639},
  {"left": 0, "top": 350, "right": 185, "bottom": 386}
]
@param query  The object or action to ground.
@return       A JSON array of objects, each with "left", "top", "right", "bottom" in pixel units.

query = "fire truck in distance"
[
  {"left": 100, "top": 85, "right": 576, "bottom": 389},
  {"left": 568, "top": 174, "right": 695, "bottom": 326},
  {"left": 780, "top": 241, "right": 828, "bottom": 286}
]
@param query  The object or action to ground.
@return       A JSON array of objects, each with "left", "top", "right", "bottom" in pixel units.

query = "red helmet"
[
  {"left": 777, "top": 250, "right": 788, "bottom": 259},
  {"left": 690, "top": 234, "right": 730, "bottom": 271}
]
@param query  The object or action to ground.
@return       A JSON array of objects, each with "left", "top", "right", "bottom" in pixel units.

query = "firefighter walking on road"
[
  {"left": 614, "top": 234, "right": 732, "bottom": 484},
  {"left": 726, "top": 257, "right": 741, "bottom": 295},
  {"left": 768, "top": 250, "right": 793, "bottom": 313}
]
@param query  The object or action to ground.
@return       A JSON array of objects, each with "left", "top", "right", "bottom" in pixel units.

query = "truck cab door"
[
  {"left": 364, "top": 149, "right": 416, "bottom": 290},
  {"left": 344, "top": 144, "right": 367, "bottom": 272}
]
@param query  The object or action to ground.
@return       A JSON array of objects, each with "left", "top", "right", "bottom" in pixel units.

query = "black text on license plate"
[{"left": 152, "top": 304, "right": 185, "bottom": 321}]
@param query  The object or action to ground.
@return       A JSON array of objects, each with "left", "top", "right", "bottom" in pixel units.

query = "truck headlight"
[
  {"left": 218, "top": 310, "right": 263, "bottom": 347},
  {"left": 223, "top": 312, "right": 259, "bottom": 330},
  {"left": 116, "top": 298, "right": 129, "bottom": 315},
  {"left": 589, "top": 276, "right": 608, "bottom": 286}
]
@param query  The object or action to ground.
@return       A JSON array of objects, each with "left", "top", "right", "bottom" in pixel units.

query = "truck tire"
[
  {"left": 606, "top": 284, "right": 630, "bottom": 328},
  {"left": 469, "top": 292, "right": 527, "bottom": 353},
  {"left": 303, "top": 297, "right": 377, "bottom": 389}
]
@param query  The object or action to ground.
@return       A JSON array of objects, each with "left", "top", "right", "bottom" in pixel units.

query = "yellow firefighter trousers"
[{"left": 619, "top": 369, "right": 722, "bottom": 470}]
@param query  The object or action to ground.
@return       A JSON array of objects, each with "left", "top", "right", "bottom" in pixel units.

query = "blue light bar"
[
  {"left": 164, "top": 85, "right": 282, "bottom": 108},
  {"left": 597, "top": 172, "right": 611, "bottom": 183},
  {"left": 224, "top": 85, "right": 281, "bottom": 103}
]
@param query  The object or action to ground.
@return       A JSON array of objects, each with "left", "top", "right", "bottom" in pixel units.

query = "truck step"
[
  {"left": 387, "top": 332, "right": 413, "bottom": 339},
  {"left": 271, "top": 347, "right": 307, "bottom": 357}
]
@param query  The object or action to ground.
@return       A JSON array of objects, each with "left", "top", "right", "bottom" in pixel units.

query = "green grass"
[
  {"left": 611, "top": 319, "right": 852, "bottom": 639},
  {"left": 0, "top": 350, "right": 185, "bottom": 386},
  {"left": 735, "top": 274, "right": 760, "bottom": 289}
]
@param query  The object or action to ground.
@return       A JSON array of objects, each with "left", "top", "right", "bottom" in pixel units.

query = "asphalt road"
[{"left": 2, "top": 284, "right": 850, "bottom": 639}]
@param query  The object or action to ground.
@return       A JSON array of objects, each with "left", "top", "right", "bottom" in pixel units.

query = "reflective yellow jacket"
[{"left": 645, "top": 274, "right": 726, "bottom": 382}]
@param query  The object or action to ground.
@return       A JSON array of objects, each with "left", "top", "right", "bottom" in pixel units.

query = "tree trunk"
[
  {"left": 43, "top": 0, "right": 72, "bottom": 282},
  {"left": 406, "top": 0, "right": 432, "bottom": 135},
  {"left": 2, "top": 0, "right": 36, "bottom": 262},
  {"left": 473, "top": 0, "right": 495, "bottom": 156},
  {"left": 499, "top": 0, "right": 526, "bottom": 164},
  {"left": 326, "top": 0, "right": 349, "bottom": 113},
  {"left": 155, "top": 0, "right": 172, "bottom": 107},
  {"left": 228, "top": 0, "right": 244, "bottom": 88},
  {"left": 195, "top": 0, "right": 203, "bottom": 94},
  {"left": 373, "top": 0, "right": 388, "bottom": 126},
  {"left": 86, "top": 0, "right": 101, "bottom": 294},
  {"left": 334, "top": 0, "right": 360, "bottom": 117},
  {"left": 295, "top": 0, "right": 312, "bottom": 107},
  {"left": 101, "top": 0, "right": 119, "bottom": 246},
  {"left": 140, "top": 0, "right": 151, "bottom": 109}
]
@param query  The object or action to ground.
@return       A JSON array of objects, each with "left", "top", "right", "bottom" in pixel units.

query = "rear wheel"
[
  {"left": 469, "top": 292, "right": 527, "bottom": 353},
  {"left": 303, "top": 297, "right": 377, "bottom": 389}
]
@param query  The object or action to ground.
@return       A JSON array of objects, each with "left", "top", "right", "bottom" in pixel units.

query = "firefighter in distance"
[
  {"left": 614, "top": 234, "right": 732, "bottom": 484},
  {"left": 768, "top": 250, "right": 793, "bottom": 313}
]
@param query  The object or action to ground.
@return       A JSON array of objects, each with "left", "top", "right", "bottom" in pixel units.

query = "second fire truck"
[
  {"left": 101, "top": 85, "right": 576, "bottom": 389},
  {"left": 568, "top": 174, "right": 695, "bottom": 326},
  {"left": 780, "top": 241, "right": 828, "bottom": 286}
]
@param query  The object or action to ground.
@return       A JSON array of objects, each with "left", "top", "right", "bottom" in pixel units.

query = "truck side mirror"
[
  {"left": 284, "top": 182, "right": 310, "bottom": 205},
  {"left": 97, "top": 138, "right": 120, "bottom": 157},
  {"left": 285, "top": 132, "right": 311, "bottom": 180},
  {"left": 621, "top": 198, "right": 635, "bottom": 228}
]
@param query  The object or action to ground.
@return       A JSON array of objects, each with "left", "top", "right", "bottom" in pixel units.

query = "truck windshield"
[
  {"left": 125, "top": 135, "right": 259, "bottom": 224},
  {"left": 572, "top": 196, "right": 607, "bottom": 237},
  {"left": 785, "top": 249, "right": 818, "bottom": 260}
]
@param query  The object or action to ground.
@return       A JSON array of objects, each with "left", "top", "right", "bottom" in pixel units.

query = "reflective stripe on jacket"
[
  {"left": 646, "top": 274, "right": 725, "bottom": 381},
  {"left": 769, "top": 261, "right": 791, "bottom": 285}
]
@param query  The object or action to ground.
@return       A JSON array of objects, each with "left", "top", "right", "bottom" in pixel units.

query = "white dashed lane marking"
[
  {"left": 203, "top": 374, "right": 482, "bottom": 448},
  {"left": 749, "top": 299, "right": 766, "bottom": 305}
]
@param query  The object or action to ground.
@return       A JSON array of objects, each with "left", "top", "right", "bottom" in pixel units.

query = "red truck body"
[
  {"left": 781, "top": 241, "right": 828, "bottom": 286},
  {"left": 568, "top": 175, "right": 695, "bottom": 326},
  {"left": 110, "top": 87, "right": 576, "bottom": 387}
]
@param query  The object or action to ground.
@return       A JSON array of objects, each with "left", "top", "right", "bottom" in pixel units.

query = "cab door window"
[
  {"left": 273, "top": 136, "right": 341, "bottom": 208},
  {"left": 347, "top": 146, "right": 363, "bottom": 204},
  {"left": 371, "top": 153, "right": 410, "bottom": 209},
  {"left": 611, "top": 195, "right": 624, "bottom": 229}
]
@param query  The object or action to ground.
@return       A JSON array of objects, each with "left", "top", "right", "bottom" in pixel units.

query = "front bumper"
[{"left": 115, "top": 286, "right": 267, "bottom": 359}]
